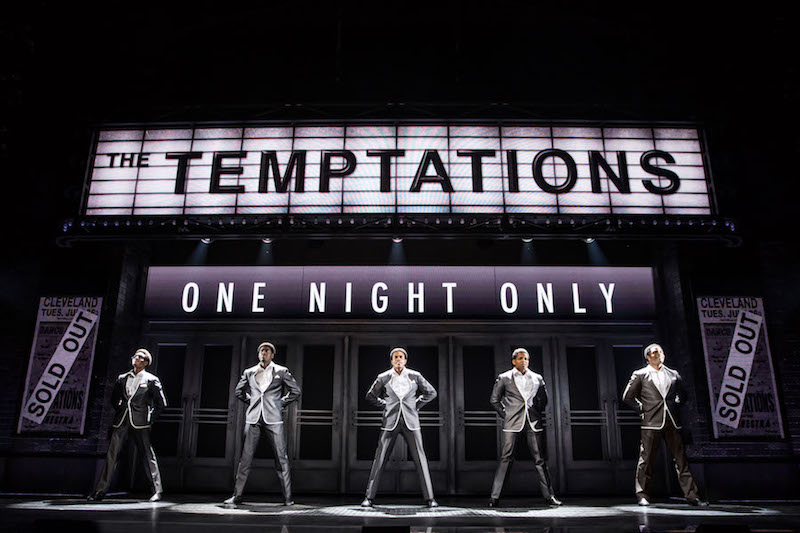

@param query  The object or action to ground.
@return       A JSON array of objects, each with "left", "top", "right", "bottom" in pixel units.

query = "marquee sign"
[
  {"left": 144, "top": 266, "right": 656, "bottom": 320},
  {"left": 85, "top": 123, "right": 712, "bottom": 217}
]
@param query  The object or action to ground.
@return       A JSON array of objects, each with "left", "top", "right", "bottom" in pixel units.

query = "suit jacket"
[
  {"left": 490, "top": 369, "right": 548, "bottom": 433},
  {"left": 235, "top": 363, "right": 301, "bottom": 425},
  {"left": 365, "top": 368, "right": 437, "bottom": 431},
  {"left": 111, "top": 370, "right": 167, "bottom": 429},
  {"left": 622, "top": 364, "right": 683, "bottom": 430}
]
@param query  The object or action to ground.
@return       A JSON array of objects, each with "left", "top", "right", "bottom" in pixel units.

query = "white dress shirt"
[
  {"left": 513, "top": 368, "right": 539, "bottom": 400},
  {"left": 390, "top": 368, "right": 412, "bottom": 399},
  {"left": 255, "top": 362, "right": 274, "bottom": 392},
  {"left": 125, "top": 370, "right": 144, "bottom": 398},
  {"left": 647, "top": 365, "right": 670, "bottom": 397}
]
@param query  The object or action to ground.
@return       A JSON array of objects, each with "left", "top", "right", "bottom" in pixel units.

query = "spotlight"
[
  {"left": 392, "top": 237, "right": 403, "bottom": 243},
  {"left": 262, "top": 237, "right": 273, "bottom": 244},
  {"left": 584, "top": 237, "right": 596, "bottom": 244},
  {"left": 201, "top": 238, "right": 213, "bottom": 245},
  {"left": 522, "top": 237, "right": 533, "bottom": 243}
]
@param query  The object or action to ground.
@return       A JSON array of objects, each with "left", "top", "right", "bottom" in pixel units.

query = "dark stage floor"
[{"left": 1, "top": 494, "right": 798, "bottom": 532}]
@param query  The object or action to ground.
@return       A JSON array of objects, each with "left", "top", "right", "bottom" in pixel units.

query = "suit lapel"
[
  {"left": 385, "top": 374, "right": 400, "bottom": 400},
  {"left": 131, "top": 371, "right": 147, "bottom": 400},
  {"left": 121, "top": 375, "right": 131, "bottom": 400}
]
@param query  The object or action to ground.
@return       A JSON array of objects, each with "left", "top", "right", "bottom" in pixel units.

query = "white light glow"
[{"left": 84, "top": 123, "right": 713, "bottom": 217}]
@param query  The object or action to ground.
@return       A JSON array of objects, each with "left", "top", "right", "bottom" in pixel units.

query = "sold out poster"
[
  {"left": 697, "top": 297, "right": 784, "bottom": 438},
  {"left": 17, "top": 297, "right": 102, "bottom": 434}
]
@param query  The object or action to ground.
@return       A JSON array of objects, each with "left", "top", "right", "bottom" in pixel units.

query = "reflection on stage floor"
[{"left": 1, "top": 494, "right": 796, "bottom": 532}]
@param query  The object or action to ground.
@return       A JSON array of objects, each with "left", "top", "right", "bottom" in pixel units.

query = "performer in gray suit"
[
  {"left": 489, "top": 348, "right": 561, "bottom": 507},
  {"left": 224, "top": 342, "right": 301, "bottom": 505},
  {"left": 88, "top": 348, "right": 167, "bottom": 502},
  {"left": 622, "top": 343, "right": 708, "bottom": 507},
  {"left": 361, "top": 347, "right": 439, "bottom": 508}
]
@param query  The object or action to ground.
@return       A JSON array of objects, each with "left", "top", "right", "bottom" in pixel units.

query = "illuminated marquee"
[{"left": 85, "top": 123, "right": 712, "bottom": 216}]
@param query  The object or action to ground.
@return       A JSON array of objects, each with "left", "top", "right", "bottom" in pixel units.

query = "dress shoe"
[
  {"left": 149, "top": 492, "right": 162, "bottom": 502},
  {"left": 86, "top": 491, "right": 105, "bottom": 502},
  {"left": 488, "top": 498, "right": 500, "bottom": 508},
  {"left": 360, "top": 498, "right": 373, "bottom": 508},
  {"left": 223, "top": 495, "right": 243, "bottom": 505},
  {"left": 426, "top": 499, "right": 439, "bottom": 508},
  {"left": 545, "top": 495, "right": 562, "bottom": 506},
  {"left": 284, "top": 500, "right": 295, "bottom": 506},
  {"left": 638, "top": 497, "right": 651, "bottom": 506},
  {"left": 688, "top": 498, "right": 709, "bottom": 507}
]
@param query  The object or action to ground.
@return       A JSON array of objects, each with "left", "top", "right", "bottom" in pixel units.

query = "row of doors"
[{"left": 143, "top": 333, "right": 655, "bottom": 495}]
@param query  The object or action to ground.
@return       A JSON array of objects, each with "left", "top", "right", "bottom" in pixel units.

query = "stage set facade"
[{"left": 3, "top": 120, "right": 798, "bottom": 501}]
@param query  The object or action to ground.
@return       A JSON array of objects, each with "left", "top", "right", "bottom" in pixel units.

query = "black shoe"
[
  {"left": 223, "top": 495, "right": 242, "bottom": 505},
  {"left": 488, "top": 498, "right": 500, "bottom": 508},
  {"left": 688, "top": 499, "right": 709, "bottom": 507},
  {"left": 360, "top": 498, "right": 373, "bottom": 508},
  {"left": 86, "top": 492, "right": 105, "bottom": 502},
  {"left": 638, "top": 497, "right": 651, "bottom": 506},
  {"left": 545, "top": 495, "right": 562, "bottom": 506},
  {"left": 149, "top": 492, "right": 162, "bottom": 502},
  {"left": 284, "top": 500, "right": 295, "bottom": 506},
  {"left": 426, "top": 499, "right": 439, "bottom": 508}
]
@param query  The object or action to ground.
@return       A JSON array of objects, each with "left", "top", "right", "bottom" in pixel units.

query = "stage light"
[
  {"left": 393, "top": 237, "right": 403, "bottom": 243},
  {"left": 262, "top": 238, "right": 273, "bottom": 244},
  {"left": 584, "top": 237, "right": 596, "bottom": 244},
  {"left": 201, "top": 238, "right": 213, "bottom": 245},
  {"left": 522, "top": 237, "right": 533, "bottom": 243}
]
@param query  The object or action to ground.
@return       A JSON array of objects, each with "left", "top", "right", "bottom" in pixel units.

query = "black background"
[{"left": 1, "top": 1, "right": 797, "bottom": 426}]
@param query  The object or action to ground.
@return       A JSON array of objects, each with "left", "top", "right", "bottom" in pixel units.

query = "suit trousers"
[
  {"left": 365, "top": 418, "right": 434, "bottom": 501},
  {"left": 95, "top": 422, "right": 162, "bottom": 494},
  {"left": 490, "top": 425, "right": 554, "bottom": 500},
  {"left": 233, "top": 421, "right": 292, "bottom": 500},
  {"left": 635, "top": 418, "right": 699, "bottom": 501}
]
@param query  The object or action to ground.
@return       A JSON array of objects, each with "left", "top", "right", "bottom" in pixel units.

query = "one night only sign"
[
  {"left": 84, "top": 123, "right": 712, "bottom": 217},
  {"left": 697, "top": 297, "right": 784, "bottom": 438},
  {"left": 144, "top": 266, "right": 656, "bottom": 320}
]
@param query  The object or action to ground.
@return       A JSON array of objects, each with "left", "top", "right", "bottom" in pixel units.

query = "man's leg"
[
  {"left": 133, "top": 428, "right": 163, "bottom": 495},
  {"left": 365, "top": 428, "right": 399, "bottom": 500},
  {"left": 490, "top": 431, "right": 518, "bottom": 500},
  {"left": 94, "top": 424, "right": 129, "bottom": 494},
  {"left": 663, "top": 421, "right": 699, "bottom": 501},
  {"left": 401, "top": 423, "right": 434, "bottom": 502},
  {"left": 232, "top": 423, "right": 262, "bottom": 498},
  {"left": 265, "top": 423, "right": 293, "bottom": 503},
  {"left": 635, "top": 428, "right": 661, "bottom": 501},
  {"left": 524, "top": 427, "right": 555, "bottom": 499}
]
